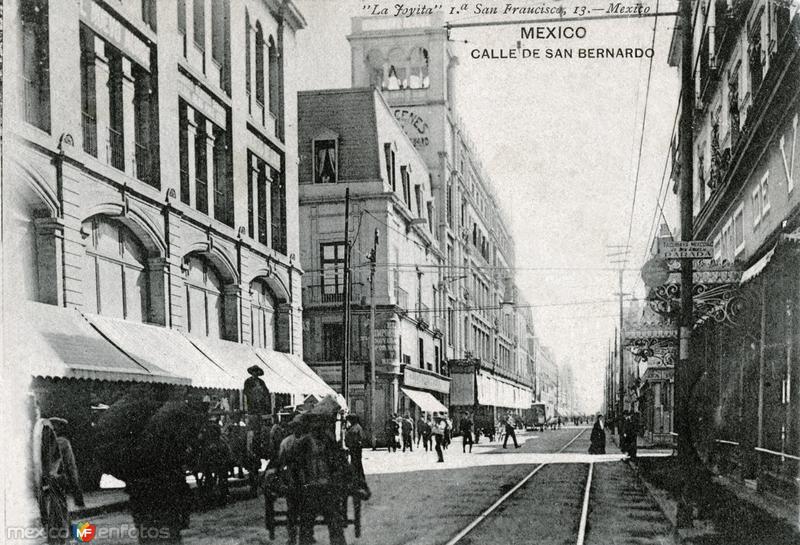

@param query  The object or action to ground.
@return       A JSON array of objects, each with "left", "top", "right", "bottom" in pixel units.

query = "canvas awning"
[
  {"left": 264, "top": 350, "right": 337, "bottom": 397},
  {"left": 401, "top": 388, "right": 447, "bottom": 413},
  {"left": 7, "top": 302, "right": 187, "bottom": 385},
  {"left": 740, "top": 245, "right": 776, "bottom": 285},
  {"left": 85, "top": 314, "right": 235, "bottom": 389}
]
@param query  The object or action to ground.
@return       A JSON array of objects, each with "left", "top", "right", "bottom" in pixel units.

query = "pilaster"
[
  {"left": 121, "top": 58, "right": 137, "bottom": 177},
  {"left": 34, "top": 218, "right": 65, "bottom": 306},
  {"left": 94, "top": 37, "right": 112, "bottom": 165}
]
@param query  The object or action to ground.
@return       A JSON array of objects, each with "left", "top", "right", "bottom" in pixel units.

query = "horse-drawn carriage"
[{"left": 32, "top": 417, "right": 71, "bottom": 544}]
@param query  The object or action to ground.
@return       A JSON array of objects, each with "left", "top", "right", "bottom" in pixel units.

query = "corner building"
[
  {"left": 2, "top": 0, "right": 338, "bottom": 488},
  {"left": 348, "top": 14, "right": 535, "bottom": 430}
]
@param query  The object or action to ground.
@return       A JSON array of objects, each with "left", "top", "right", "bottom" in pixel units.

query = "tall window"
[
  {"left": 245, "top": 10, "right": 251, "bottom": 101},
  {"left": 401, "top": 166, "right": 411, "bottom": 207},
  {"left": 268, "top": 36, "right": 280, "bottom": 118},
  {"left": 192, "top": 0, "right": 205, "bottom": 49},
  {"left": 322, "top": 322, "right": 343, "bottom": 361},
  {"left": 250, "top": 279, "right": 276, "bottom": 349},
  {"left": 184, "top": 254, "right": 223, "bottom": 338},
  {"left": 321, "top": 242, "right": 346, "bottom": 297},
  {"left": 418, "top": 338, "right": 425, "bottom": 369},
  {"left": 384, "top": 143, "right": 396, "bottom": 190},
  {"left": 255, "top": 24, "right": 265, "bottom": 107},
  {"left": 270, "top": 167, "right": 287, "bottom": 254},
  {"left": 83, "top": 216, "right": 150, "bottom": 322},
  {"left": 21, "top": 0, "right": 50, "bottom": 131},
  {"left": 408, "top": 47, "right": 430, "bottom": 89},
  {"left": 314, "top": 139, "right": 338, "bottom": 184}
]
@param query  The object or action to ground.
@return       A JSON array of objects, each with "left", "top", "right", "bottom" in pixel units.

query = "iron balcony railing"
[
  {"left": 82, "top": 112, "right": 97, "bottom": 157},
  {"left": 302, "top": 283, "right": 364, "bottom": 306},
  {"left": 108, "top": 127, "right": 125, "bottom": 171},
  {"left": 395, "top": 286, "right": 409, "bottom": 310}
]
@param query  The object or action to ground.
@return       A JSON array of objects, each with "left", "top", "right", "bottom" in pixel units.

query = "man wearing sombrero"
[{"left": 244, "top": 365, "right": 271, "bottom": 416}]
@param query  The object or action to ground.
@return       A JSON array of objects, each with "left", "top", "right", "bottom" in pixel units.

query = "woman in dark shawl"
[{"left": 589, "top": 414, "right": 606, "bottom": 454}]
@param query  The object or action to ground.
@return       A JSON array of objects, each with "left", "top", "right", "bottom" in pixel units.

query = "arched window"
[
  {"left": 83, "top": 216, "right": 150, "bottom": 322},
  {"left": 250, "top": 279, "right": 276, "bottom": 349},
  {"left": 268, "top": 36, "right": 280, "bottom": 117},
  {"left": 184, "top": 254, "right": 224, "bottom": 338},
  {"left": 254, "top": 23, "right": 265, "bottom": 107},
  {"left": 409, "top": 47, "right": 430, "bottom": 89},
  {"left": 387, "top": 48, "right": 407, "bottom": 90},
  {"left": 366, "top": 49, "right": 385, "bottom": 88},
  {"left": 245, "top": 10, "right": 251, "bottom": 100}
]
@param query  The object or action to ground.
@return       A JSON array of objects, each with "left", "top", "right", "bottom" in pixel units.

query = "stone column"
[
  {"left": 147, "top": 257, "right": 169, "bottom": 326},
  {"left": 94, "top": 37, "right": 111, "bottom": 165},
  {"left": 276, "top": 302, "right": 293, "bottom": 353},
  {"left": 121, "top": 58, "right": 137, "bottom": 177},
  {"left": 34, "top": 218, "right": 65, "bottom": 306},
  {"left": 222, "top": 283, "right": 242, "bottom": 342},
  {"left": 185, "top": 108, "right": 198, "bottom": 208},
  {"left": 204, "top": 119, "right": 217, "bottom": 218}
]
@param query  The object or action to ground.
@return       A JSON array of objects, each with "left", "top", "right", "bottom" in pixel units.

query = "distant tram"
[{"left": 523, "top": 402, "right": 547, "bottom": 431}]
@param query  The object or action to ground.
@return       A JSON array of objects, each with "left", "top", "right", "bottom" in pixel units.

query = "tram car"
[{"left": 523, "top": 403, "right": 548, "bottom": 432}]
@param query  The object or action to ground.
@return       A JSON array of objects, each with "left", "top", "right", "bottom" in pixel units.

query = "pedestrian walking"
[
  {"left": 422, "top": 416, "right": 432, "bottom": 451},
  {"left": 385, "top": 415, "right": 399, "bottom": 452},
  {"left": 443, "top": 414, "right": 452, "bottom": 449},
  {"left": 271, "top": 414, "right": 305, "bottom": 545},
  {"left": 431, "top": 413, "right": 445, "bottom": 462},
  {"left": 460, "top": 412, "right": 474, "bottom": 453},
  {"left": 588, "top": 414, "right": 606, "bottom": 455},
  {"left": 401, "top": 413, "right": 414, "bottom": 452},
  {"left": 416, "top": 415, "right": 426, "bottom": 447},
  {"left": 502, "top": 412, "right": 520, "bottom": 449}
]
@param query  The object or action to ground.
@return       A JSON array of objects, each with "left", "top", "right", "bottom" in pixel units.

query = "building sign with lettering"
[
  {"left": 393, "top": 109, "right": 430, "bottom": 148},
  {"left": 80, "top": 0, "right": 151, "bottom": 70}
]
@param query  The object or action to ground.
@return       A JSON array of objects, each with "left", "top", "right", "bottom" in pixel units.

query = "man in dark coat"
[
  {"left": 243, "top": 365, "right": 271, "bottom": 416},
  {"left": 589, "top": 414, "right": 606, "bottom": 454},
  {"left": 401, "top": 413, "right": 414, "bottom": 452},
  {"left": 460, "top": 412, "right": 474, "bottom": 453}
]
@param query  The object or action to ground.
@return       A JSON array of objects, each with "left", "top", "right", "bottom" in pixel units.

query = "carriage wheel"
[{"left": 40, "top": 481, "right": 70, "bottom": 545}]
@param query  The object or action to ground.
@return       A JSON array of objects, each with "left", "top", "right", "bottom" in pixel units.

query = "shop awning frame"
[{"left": 401, "top": 388, "right": 447, "bottom": 413}]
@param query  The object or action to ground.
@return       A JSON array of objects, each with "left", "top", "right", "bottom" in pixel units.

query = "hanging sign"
[{"left": 658, "top": 241, "right": 713, "bottom": 259}]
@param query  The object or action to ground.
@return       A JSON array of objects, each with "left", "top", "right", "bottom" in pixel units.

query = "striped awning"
[{"left": 8, "top": 302, "right": 187, "bottom": 385}]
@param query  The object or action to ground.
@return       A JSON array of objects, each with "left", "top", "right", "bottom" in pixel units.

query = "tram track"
[{"left": 445, "top": 428, "right": 594, "bottom": 545}]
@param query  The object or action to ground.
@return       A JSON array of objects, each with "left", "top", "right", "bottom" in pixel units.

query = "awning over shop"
[
  {"left": 255, "top": 348, "right": 336, "bottom": 396},
  {"left": 8, "top": 302, "right": 187, "bottom": 384},
  {"left": 85, "top": 314, "right": 235, "bottom": 389},
  {"left": 401, "top": 388, "right": 447, "bottom": 413},
  {"left": 740, "top": 245, "right": 776, "bottom": 285},
  {"left": 186, "top": 334, "right": 295, "bottom": 393}
]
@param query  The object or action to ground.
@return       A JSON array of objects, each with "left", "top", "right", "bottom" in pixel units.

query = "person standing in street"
[
  {"left": 460, "top": 412, "right": 474, "bottom": 453},
  {"left": 385, "top": 415, "right": 399, "bottom": 452},
  {"left": 422, "top": 416, "right": 432, "bottom": 452},
  {"left": 443, "top": 414, "right": 452, "bottom": 449},
  {"left": 416, "top": 415, "right": 426, "bottom": 448},
  {"left": 503, "top": 412, "right": 520, "bottom": 449},
  {"left": 431, "top": 413, "right": 445, "bottom": 462},
  {"left": 589, "top": 414, "right": 606, "bottom": 454},
  {"left": 345, "top": 414, "right": 365, "bottom": 483},
  {"left": 401, "top": 413, "right": 414, "bottom": 452}
]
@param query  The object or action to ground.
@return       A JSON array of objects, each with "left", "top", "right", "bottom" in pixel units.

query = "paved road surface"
[{"left": 75, "top": 427, "right": 677, "bottom": 545}]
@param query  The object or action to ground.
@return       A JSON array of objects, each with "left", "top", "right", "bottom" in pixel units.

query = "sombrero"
[{"left": 247, "top": 365, "right": 264, "bottom": 376}]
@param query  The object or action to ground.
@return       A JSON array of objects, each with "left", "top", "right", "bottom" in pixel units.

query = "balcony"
[
  {"left": 395, "top": 286, "right": 409, "bottom": 312},
  {"left": 302, "top": 283, "right": 364, "bottom": 307},
  {"left": 107, "top": 127, "right": 125, "bottom": 171},
  {"left": 82, "top": 112, "right": 97, "bottom": 157}
]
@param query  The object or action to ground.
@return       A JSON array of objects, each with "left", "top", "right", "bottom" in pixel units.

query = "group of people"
[
  {"left": 385, "top": 412, "right": 452, "bottom": 461},
  {"left": 588, "top": 411, "right": 639, "bottom": 459}
]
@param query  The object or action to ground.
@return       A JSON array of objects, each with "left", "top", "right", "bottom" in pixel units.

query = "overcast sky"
[{"left": 294, "top": 0, "right": 681, "bottom": 413}]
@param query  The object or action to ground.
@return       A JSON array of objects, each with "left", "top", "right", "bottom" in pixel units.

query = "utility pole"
[
  {"left": 618, "top": 268, "right": 625, "bottom": 419},
  {"left": 676, "top": 0, "right": 695, "bottom": 528},
  {"left": 341, "top": 188, "right": 352, "bottom": 406},
  {"left": 367, "top": 228, "right": 379, "bottom": 447}
]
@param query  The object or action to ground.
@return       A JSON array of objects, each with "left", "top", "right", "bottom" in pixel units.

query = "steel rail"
[
  {"left": 576, "top": 462, "right": 594, "bottom": 545},
  {"left": 444, "top": 428, "right": 587, "bottom": 545}
]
